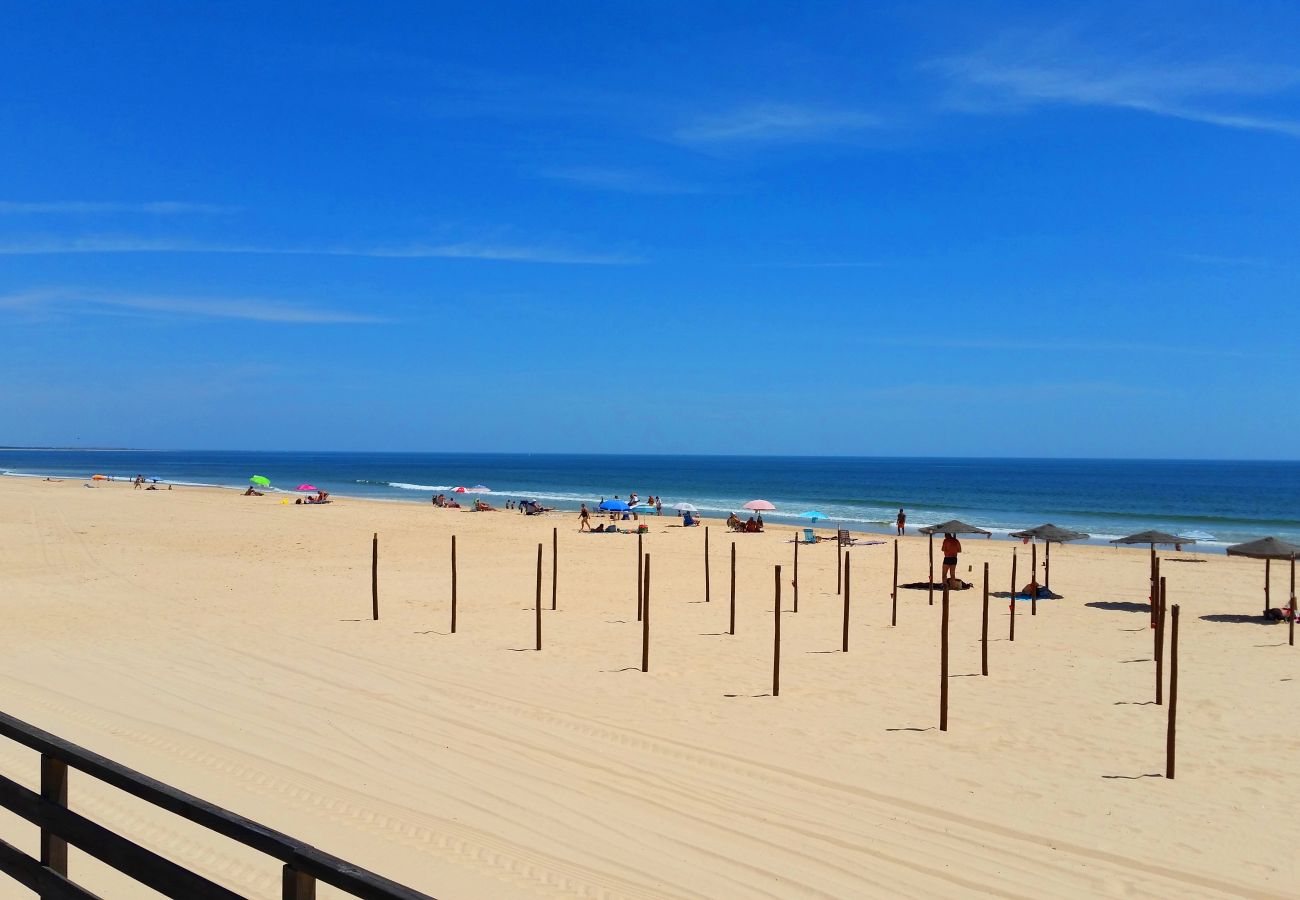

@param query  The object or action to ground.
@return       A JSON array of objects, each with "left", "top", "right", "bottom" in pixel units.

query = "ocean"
[{"left": 3, "top": 450, "right": 1299, "bottom": 551}]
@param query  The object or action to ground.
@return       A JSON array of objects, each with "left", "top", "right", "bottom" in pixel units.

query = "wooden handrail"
[{"left": 0, "top": 710, "right": 434, "bottom": 899}]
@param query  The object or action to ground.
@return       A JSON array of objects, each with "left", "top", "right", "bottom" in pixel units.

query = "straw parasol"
[
  {"left": 1225, "top": 536, "right": 1300, "bottom": 616},
  {"left": 918, "top": 520, "right": 991, "bottom": 603},
  {"left": 1112, "top": 531, "right": 1196, "bottom": 626},
  {"left": 1009, "top": 523, "right": 1089, "bottom": 591}
]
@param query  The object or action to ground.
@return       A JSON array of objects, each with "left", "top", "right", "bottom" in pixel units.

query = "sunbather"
[{"left": 727, "top": 513, "right": 743, "bottom": 531}]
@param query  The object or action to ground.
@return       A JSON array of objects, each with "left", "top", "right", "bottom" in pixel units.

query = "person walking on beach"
[
  {"left": 896, "top": 508, "right": 906, "bottom": 535},
  {"left": 579, "top": 503, "right": 591, "bottom": 531},
  {"left": 941, "top": 532, "right": 961, "bottom": 585},
  {"left": 655, "top": 496, "right": 663, "bottom": 516}
]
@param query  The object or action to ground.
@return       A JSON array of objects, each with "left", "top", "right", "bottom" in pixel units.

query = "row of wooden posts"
[{"left": 367, "top": 526, "right": 1182, "bottom": 778}]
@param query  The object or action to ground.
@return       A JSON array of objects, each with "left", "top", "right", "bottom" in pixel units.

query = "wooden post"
[
  {"left": 837, "top": 532, "right": 843, "bottom": 595},
  {"left": 40, "top": 754, "right": 67, "bottom": 877},
  {"left": 1153, "top": 556, "right": 1161, "bottom": 629},
  {"left": 1009, "top": 549, "right": 1017, "bottom": 642},
  {"left": 841, "top": 551, "right": 851, "bottom": 652},
  {"left": 535, "top": 543, "right": 543, "bottom": 651},
  {"left": 981, "top": 562, "right": 989, "bottom": 676},
  {"left": 1265, "top": 557, "right": 1272, "bottom": 618},
  {"left": 891, "top": 538, "right": 898, "bottom": 627},
  {"left": 940, "top": 580, "right": 950, "bottom": 731},
  {"left": 450, "top": 535, "right": 458, "bottom": 634},
  {"left": 928, "top": 533, "right": 934, "bottom": 605},
  {"left": 1031, "top": 541, "right": 1038, "bottom": 616},
  {"left": 1290, "top": 555, "right": 1296, "bottom": 647},
  {"left": 1166, "top": 603, "right": 1180, "bottom": 779},
  {"left": 793, "top": 536, "right": 799, "bottom": 613},
  {"left": 371, "top": 533, "right": 379, "bottom": 621},
  {"left": 1150, "top": 546, "right": 1158, "bottom": 624},
  {"left": 705, "top": 527, "right": 711, "bottom": 603},
  {"left": 282, "top": 865, "right": 316, "bottom": 900},
  {"left": 1044, "top": 540, "right": 1052, "bottom": 591},
  {"left": 1156, "top": 577, "right": 1166, "bottom": 705},
  {"left": 773, "top": 565, "right": 782, "bottom": 697},
  {"left": 551, "top": 527, "right": 558, "bottom": 611},
  {"left": 636, "top": 531, "right": 643, "bottom": 622},
  {"left": 729, "top": 542, "right": 736, "bottom": 636},
  {"left": 641, "top": 554, "right": 651, "bottom": 672}
]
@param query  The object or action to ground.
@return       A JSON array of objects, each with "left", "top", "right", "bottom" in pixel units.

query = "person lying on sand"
[
  {"left": 1264, "top": 606, "right": 1297, "bottom": 621},
  {"left": 243, "top": 486, "right": 264, "bottom": 496},
  {"left": 474, "top": 499, "right": 496, "bottom": 511}
]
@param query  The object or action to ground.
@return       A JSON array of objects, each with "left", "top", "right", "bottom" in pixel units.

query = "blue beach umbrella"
[
  {"left": 798, "top": 511, "right": 829, "bottom": 521},
  {"left": 599, "top": 499, "right": 630, "bottom": 511}
]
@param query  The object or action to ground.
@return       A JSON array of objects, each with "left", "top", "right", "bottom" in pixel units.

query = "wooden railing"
[{"left": 0, "top": 710, "right": 434, "bottom": 899}]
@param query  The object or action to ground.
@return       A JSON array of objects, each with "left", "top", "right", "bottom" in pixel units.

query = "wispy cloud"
[
  {"left": 536, "top": 166, "right": 708, "bottom": 195},
  {"left": 0, "top": 289, "right": 386, "bottom": 324},
  {"left": 930, "top": 30, "right": 1300, "bottom": 138},
  {"left": 674, "top": 103, "right": 882, "bottom": 145},
  {"left": 866, "top": 334, "right": 1249, "bottom": 359},
  {"left": 0, "top": 236, "right": 639, "bottom": 265},
  {"left": 0, "top": 201, "right": 235, "bottom": 215}
]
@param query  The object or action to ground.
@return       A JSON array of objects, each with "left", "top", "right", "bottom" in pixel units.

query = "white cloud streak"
[
  {"left": 930, "top": 32, "right": 1300, "bottom": 138},
  {"left": 0, "top": 289, "right": 387, "bottom": 324},
  {"left": 0, "top": 201, "right": 235, "bottom": 215},
  {"left": 0, "top": 236, "right": 638, "bottom": 265},
  {"left": 674, "top": 103, "right": 882, "bottom": 145}
]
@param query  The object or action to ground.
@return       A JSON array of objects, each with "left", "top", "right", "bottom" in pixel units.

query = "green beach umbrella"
[{"left": 250, "top": 475, "right": 271, "bottom": 487}]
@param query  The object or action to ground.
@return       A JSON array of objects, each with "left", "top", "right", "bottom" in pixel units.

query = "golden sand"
[{"left": 0, "top": 476, "right": 1295, "bottom": 898}]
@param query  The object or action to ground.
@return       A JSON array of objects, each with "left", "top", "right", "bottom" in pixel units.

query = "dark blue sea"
[{"left": 4, "top": 450, "right": 1299, "bottom": 550}]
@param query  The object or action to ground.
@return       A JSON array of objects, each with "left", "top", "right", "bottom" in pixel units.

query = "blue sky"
[{"left": 2, "top": 2, "right": 1297, "bottom": 457}]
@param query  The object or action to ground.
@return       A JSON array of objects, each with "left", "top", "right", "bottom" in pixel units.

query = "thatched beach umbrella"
[
  {"left": 1225, "top": 537, "right": 1300, "bottom": 616},
  {"left": 1009, "top": 524, "right": 1089, "bottom": 591},
  {"left": 1112, "top": 531, "right": 1195, "bottom": 625},
  {"left": 919, "top": 520, "right": 992, "bottom": 604}
]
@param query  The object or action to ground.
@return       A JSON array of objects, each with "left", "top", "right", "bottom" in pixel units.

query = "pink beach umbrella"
[
  {"left": 743, "top": 499, "right": 776, "bottom": 512},
  {"left": 452, "top": 486, "right": 468, "bottom": 493},
  {"left": 295, "top": 484, "right": 318, "bottom": 492}
]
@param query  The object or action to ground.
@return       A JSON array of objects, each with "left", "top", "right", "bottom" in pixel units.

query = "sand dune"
[{"left": 0, "top": 476, "right": 1295, "bottom": 898}]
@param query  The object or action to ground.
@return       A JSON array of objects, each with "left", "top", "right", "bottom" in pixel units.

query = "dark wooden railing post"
[
  {"left": 729, "top": 543, "right": 736, "bottom": 636},
  {"left": 534, "top": 543, "right": 543, "bottom": 651},
  {"left": 841, "top": 551, "right": 851, "bottom": 652},
  {"left": 1156, "top": 577, "right": 1166, "bottom": 705},
  {"left": 704, "top": 527, "right": 711, "bottom": 603},
  {"left": 371, "top": 533, "right": 379, "bottom": 621},
  {"left": 450, "top": 535, "right": 457, "bottom": 634},
  {"left": 792, "top": 537, "right": 799, "bottom": 613},
  {"left": 1166, "top": 604, "right": 1180, "bottom": 779},
  {"left": 641, "top": 554, "right": 651, "bottom": 672},
  {"left": 772, "top": 565, "right": 782, "bottom": 697},
  {"left": 928, "top": 533, "right": 934, "bottom": 606},
  {"left": 837, "top": 533, "right": 842, "bottom": 595},
  {"left": 39, "top": 754, "right": 67, "bottom": 879},
  {"left": 551, "top": 527, "right": 557, "bottom": 611},
  {"left": 283, "top": 865, "right": 316, "bottom": 900},
  {"left": 940, "top": 580, "right": 950, "bottom": 731},
  {"left": 981, "top": 562, "right": 989, "bottom": 676},
  {"left": 636, "top": 532, "right": 643, "bottom": 622},
  {"left": 1030, "top": 542, "right": 1038, "bottom": 616},
  {"left": 891, "top": 539, "right": 898, "bottom": 627},
  {"left": 1009, "top": 549, "right": 1017, "bottom": 642}
]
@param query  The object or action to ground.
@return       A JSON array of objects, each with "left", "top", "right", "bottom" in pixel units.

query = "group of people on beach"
[{"left": 726, "top": 512, "right": 764, "bottom": 533}]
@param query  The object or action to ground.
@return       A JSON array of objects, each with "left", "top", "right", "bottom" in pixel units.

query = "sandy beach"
[{"left": 0, "top": 475, "right": 1295, "bottom": 898}]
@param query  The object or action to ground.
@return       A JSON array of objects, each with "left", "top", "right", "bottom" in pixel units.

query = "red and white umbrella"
[
  {"left": 452, "top": 486, "right": 467, "bottom": 493},
  {"left": 743, "top": 499, "right": 776, "bottom": 511}
]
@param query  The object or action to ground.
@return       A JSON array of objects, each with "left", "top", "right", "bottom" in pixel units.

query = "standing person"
[
  {"left": 896, "top": 508, "right": 906, "bottom": 535},
  {"left": 579, "top": 503, "right": 591, "bottom": 532},
  {"left": 655, "top": 496, "right": 663, "bottom": 516},
  {"left": 941, "top": 532, "right": 962, "bottom": 585}
]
